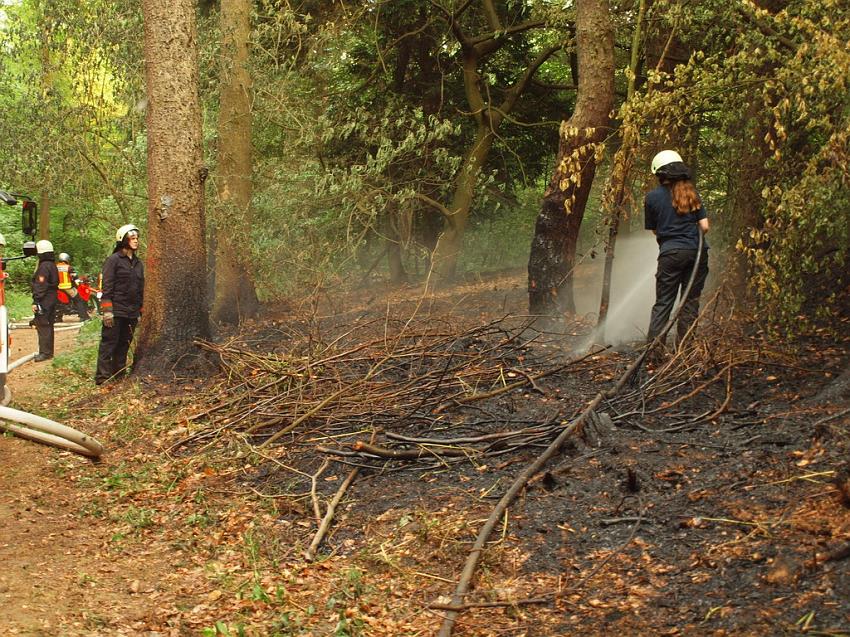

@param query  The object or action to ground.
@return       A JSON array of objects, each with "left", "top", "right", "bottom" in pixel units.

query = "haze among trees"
[
  {"left": 0, "top": 0, "right": 847, "bottom": 369},
  {"left": 3, "top": 3, "right": 850, "bottom": 636}
]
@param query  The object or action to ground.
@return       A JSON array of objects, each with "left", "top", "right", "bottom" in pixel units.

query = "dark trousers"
[
  {"left": 95, "top": 317, "right": 138, "bottom": 384},
  {"left": 647, "top": 249, "right": 709, "bottom": 346},
  {"left": 34, "top": 308, "right": 56, "bottom": 357},
  {"left": 73, "top": 294, "right": 89, "bottom": 320}
]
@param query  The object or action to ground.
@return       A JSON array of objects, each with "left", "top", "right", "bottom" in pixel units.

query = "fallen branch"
[
  {"left": 429, "top": 596, "right": 550, "bottom": 611},
  {"left": 303, "top": 466, "right": 360, "bottom": 562},
  {"left": 352, "top": 440, "right": 471, "bottom": 459},
  {"left": 435, "top": 234, "right": 704, "bottom": 637}
]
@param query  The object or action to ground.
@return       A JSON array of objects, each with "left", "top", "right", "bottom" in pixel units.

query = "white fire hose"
[
  {"left": 0, "top": 308, "right": 103, "bottom": 458},
  {"left": 0, "top": 405, "right": 103, "bottom": 457}
]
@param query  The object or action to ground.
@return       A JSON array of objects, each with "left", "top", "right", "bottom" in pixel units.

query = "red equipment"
[{"left": 56, "top": 277, "right": 93, "bottom": 322}]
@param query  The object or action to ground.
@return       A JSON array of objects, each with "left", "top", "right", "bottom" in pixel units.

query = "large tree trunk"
[
  {"left": 135, "top": 0, "right": 211, "bottom": 374},
  {"left": 210, "top": 0, "right": 260, "bottom": 325},
  {"left": 528, "top": 0, "right": 614, "bottom": 315}
]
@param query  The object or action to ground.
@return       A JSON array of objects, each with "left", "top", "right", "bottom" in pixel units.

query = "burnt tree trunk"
[
  {"left": 211, "top": 0, "right": 260, "bottom": 325},
  {"left": 135, "top": 0, "right": 211, "bottom": 374},
  {"left": 528, "top": 0, "right": 614, "bottom": 315}
]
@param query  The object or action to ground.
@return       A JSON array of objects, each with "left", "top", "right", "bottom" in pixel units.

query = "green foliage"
[
  {"left": 121, "top": 505, "right": 155, "bottom": 530},
  {"left": 3, "top": 288, "right": 35, "bottom": 321},
  {"left": 51, "top": 318, "right": 101, "bottom": 383},
  {"left": 201, "top": 621, "right": 246, "bottom": 637},
  {"left": 458, "top": 185, "right": 541, "bottom": 273},
  {"left": 2, "top": 0, "right": 845, "bottom": 337},
  {"left": 607, "top": 0, "right": 850, "bottom": 335},
  {"left": 0, "top": 0, "right": 147, "bottom": 277}
]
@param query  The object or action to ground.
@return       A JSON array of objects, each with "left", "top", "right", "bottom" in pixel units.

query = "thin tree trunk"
[
  {"left": 430, "top": 127, "right": 494, "bottom": 281},
  {"left": 135, "top": 0, "right": 210, "bottom": 374},
  {"left": 38, "top": 192, "right": 49, "bottom": 241},
  {"left": 528, "top": 0, "right": 615, "bottom": 315},
  {"left": 385, "top": 205, "right": 408, "bottom": 284},
  {"left": 211, "top": 0, "right": 259, "bottom": 325},
  {"left": 597, "top": 0, "right": 647, "bottom": 332},
  {"left": 430, "top": 33, "right": 563, "bottom": 283}
]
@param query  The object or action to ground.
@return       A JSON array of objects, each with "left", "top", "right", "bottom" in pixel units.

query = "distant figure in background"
[
  {"left": 56, "top": 252, "right": 90, "bottom": 322},
  {"left": 95, "top": 224, "right": 144, "bottom": 385},
  {"left": 31, "top": 240, "right": 59, "bottom": 362},
  {"left": 644, "top": 150, "right": 709, "bottom": 350}
]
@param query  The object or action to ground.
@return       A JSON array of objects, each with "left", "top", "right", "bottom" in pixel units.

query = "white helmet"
[
  {"left": 116, "top": 224, "right": 140, "bottom": 242},
  {"left": 58, "top": 252, "right": 71, "bottom": 263},
  {"left": 36, "top": 239, "right": 54, "bottom": 254},
  {"left": 651, "top": 150, "right": 684, "bottom": 175}
]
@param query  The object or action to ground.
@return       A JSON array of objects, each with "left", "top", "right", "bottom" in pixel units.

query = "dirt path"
[{"left": 0, "top": 323, "right": 170, "bottom": 636}]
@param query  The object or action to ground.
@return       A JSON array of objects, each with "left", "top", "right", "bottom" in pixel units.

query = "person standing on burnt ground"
[
  {"left": 31, "top": 240, "right": 59, "bottom": 362},
  {"left": 95, "top": 224, "right": 144, "bottom": 385},
  {"left": 645, "top": 150, "right": 710, "bottom": 354}
]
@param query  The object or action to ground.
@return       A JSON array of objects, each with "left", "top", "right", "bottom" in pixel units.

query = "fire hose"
[
  {"left": 0, "top": 320, "right": 104, "bottom": 458},
  {"left": 0, "top": 405, "right": 103, "bottom": 457},
  {"left": 436, "top": 232, "right": 706, "bottom": 637}
]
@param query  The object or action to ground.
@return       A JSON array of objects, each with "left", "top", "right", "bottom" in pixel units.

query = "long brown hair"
[{"left": 666, "top": 179, "right": 701, "bottom": 215}]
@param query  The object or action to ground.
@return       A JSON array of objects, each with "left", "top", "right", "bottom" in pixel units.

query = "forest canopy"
[{"left": 0, "top": 0, "right": 846, "bottom": 337}]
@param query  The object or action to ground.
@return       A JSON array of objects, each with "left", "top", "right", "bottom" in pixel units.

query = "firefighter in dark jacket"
[
  {"left": 31, "top": 240, "right": 59, "bottom": 362},
  {"left": 644, "top": 150, "right": 709, "bottom": 350},
  {"left": 95, "top": 224, "right": 144, "bottom": 385}
]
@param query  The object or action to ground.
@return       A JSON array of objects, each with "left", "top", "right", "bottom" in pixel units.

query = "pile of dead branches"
[
  {"left": 171, "top": 316, "right": 605, "bottom": 463},
  {"left": 606, "top": 318, "right": 796, "bottom": 435},
  {"left": 172, "top": 304, "right": 791, "bottom": 472}
]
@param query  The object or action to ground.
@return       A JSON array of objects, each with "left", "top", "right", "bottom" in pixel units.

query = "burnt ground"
[{"left": 3, "top": 273, "right": 850, "bottom": 636}]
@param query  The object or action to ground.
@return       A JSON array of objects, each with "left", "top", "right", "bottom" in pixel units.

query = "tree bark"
[
  {"left": 211, "top": 0, "right": 260, "bottom": 325},
  {"left": 597, "top": 0, "right": 646, "bottom": 331},
  {"left": 528, "top": 0, "right": 614, "bottom": 315},
  {"left": 429, "top": 29, "right": 562, "bottom": 283},
  {"left": 135, "top": 0, "right": 211, "bottom": 375},
  {"left": 430, "top": 122, "right": 494, "bottom": 282}
]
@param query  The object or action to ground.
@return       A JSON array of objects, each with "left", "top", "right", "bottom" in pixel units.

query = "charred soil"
[{"left": 2, "top": 276, "right": 849, "bottom": 636}]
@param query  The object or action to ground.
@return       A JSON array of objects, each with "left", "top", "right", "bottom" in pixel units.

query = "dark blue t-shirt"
[{"left": 644, "top": 185, "right": 708, "bottom": 253}]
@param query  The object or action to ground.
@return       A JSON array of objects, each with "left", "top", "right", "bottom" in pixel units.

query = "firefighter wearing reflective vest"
[
  {"left": 95, "top": 224, "right": 144, "bottom": 385},
  {"left": 57, "top": 252, "right": 73, "bottom": 290},
  {"left": 57, "top": 252, "right": 89, "bottom": 321}
]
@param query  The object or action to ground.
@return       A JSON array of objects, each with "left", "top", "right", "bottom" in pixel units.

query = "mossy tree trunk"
[
  {"left": 211, "top": 0, "right": 260, "bottom": 325},
  {"left": 528, "top": 0, "right": 614, "bottom": 315}
]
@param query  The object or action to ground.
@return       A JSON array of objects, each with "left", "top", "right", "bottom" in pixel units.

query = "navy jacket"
[
  {"left": 644, "top": 185, "right": 708, "bottom": 253},
  {"left": 31, "top": 254, "right": 59, "bottom": 311},
  {"left": 100, "top": 251, "right": 144, "bottom": 318}
]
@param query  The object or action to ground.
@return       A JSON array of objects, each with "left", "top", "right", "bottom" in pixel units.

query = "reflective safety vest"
[{"left": 57, "top": 262, "right": 72, "bottom": 290}]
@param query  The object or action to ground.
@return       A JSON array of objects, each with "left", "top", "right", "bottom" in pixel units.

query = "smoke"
[{"left": 574, "top": 232, "right": 659, "bottom": 346}]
